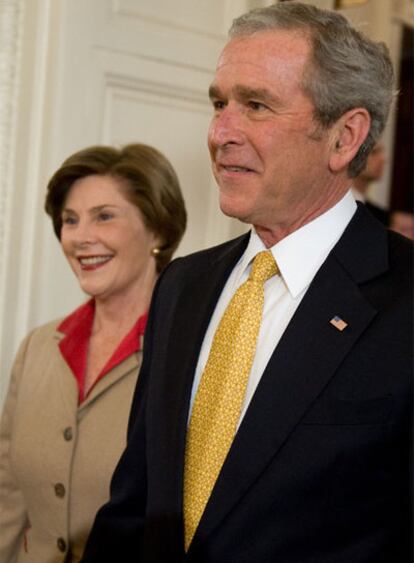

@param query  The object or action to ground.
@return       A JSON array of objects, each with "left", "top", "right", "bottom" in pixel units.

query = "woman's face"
[{"left": 61, "top": 174, "right": 159, "bottom": 302}]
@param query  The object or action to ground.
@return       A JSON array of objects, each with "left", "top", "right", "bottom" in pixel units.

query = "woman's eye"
[
  {"left": 62, "top": 216, "right": 77, "bottom": 225},
  {"left": 97, "top": 212, "right": 113, "bottom": 221}
]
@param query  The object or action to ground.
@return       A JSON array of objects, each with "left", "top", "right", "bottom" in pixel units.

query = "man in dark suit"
[{"left": 82, "top": 3, "right": 412, "bottom": 562}]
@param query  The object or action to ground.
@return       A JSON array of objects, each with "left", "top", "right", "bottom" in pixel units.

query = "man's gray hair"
[{"left": 229, "top": 2, "right": 395, "bottom": 177}]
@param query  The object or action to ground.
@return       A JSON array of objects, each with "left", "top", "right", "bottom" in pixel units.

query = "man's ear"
[{"left": 328, "top": 108, "right": 371, "bottom": 173}]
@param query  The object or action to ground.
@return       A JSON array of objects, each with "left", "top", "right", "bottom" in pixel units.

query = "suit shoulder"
[
  {"left": 387, "top": 229, "right": 413, "bottom": 276},
  {"left": 161, "top": 233, "right": 249, "bottom": 280}
]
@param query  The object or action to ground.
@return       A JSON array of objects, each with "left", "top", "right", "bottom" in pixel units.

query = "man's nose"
[{"left": 208, "top": 106, "right": 244, "bottom": 148}]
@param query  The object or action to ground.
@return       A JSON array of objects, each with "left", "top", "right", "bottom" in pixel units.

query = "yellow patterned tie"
[{"left": 183, "top": 250, "right": 279, "bottom": 550}]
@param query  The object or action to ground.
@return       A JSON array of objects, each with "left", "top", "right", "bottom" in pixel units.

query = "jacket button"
[
  {"left": 57, "top": 537, "right": 67, "bottom": 552},
  {"left": 63, "top": 427, "right": 73, "bottom": 441},
  {"left": 54, "top": 483, "right": 66, "bottom": 498}
]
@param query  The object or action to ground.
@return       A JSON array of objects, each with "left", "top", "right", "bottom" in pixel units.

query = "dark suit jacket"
[
  {"left": 365, "top": 200, "right": 390, "bottom": 226},
  {"left": 82, "top": 205, "right": 413, "bottom": 563}
]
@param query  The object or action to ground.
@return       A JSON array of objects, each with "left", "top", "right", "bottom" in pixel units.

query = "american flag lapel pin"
[{"left": 330, "top": 315, "right": 348, "bottom": 331}]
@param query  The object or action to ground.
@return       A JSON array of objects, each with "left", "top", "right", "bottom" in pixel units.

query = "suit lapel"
[
  {"left": 192, "top": 205, "right": 389, "bottom": 547},
  {"left": 165, "top": 234, "right": 251, "bottom": 419},
  {"left": 80, "top": 354, "right": 141, "bottom": 410},
  {"left": 54, "top": 327, "right": 141, "bottom": 413}
]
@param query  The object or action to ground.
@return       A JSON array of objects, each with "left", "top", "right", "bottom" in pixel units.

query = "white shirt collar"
[
  {"left": 351, "top": 187, "right": 365, "bottom": 202},
  {"left": 239, "top": 190, "right": 357, "bottom": 298}
]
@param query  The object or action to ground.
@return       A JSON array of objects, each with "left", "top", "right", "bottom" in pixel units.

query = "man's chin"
[{"left": 219, "top": 199, "right": 252, "bottom": 224}]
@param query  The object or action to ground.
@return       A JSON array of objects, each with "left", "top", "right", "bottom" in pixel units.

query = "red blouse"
[{"left": 57, "top": 300, "right": 148, "bottom": 402}]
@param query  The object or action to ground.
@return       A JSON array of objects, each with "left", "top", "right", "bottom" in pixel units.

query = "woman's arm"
[{"left": 0, "top": 335, "right": 31, "bottom": 562}]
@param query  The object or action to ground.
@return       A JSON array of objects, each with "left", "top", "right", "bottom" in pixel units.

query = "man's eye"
[
  {"left": 212, "top": 100, "right": 225, "bottom": 110},
  {"left": 248, "top": 101, "right": 266, "bottom": 111}
]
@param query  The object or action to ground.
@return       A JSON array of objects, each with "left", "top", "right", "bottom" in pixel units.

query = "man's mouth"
[
  {"left": 223, "top": 165, "right": 253, "bottom": 172},
  {"left": 219, "top": 163, "right": 255, "bottom": 174}
]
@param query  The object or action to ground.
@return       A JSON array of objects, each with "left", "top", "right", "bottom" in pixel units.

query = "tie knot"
[{"left": 249, "top": 251, "right": 278, "bottom": 283}]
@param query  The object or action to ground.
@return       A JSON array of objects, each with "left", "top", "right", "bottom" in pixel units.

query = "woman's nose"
[{"left": 70, "top": 220, "right": 97, "bottom": 246}]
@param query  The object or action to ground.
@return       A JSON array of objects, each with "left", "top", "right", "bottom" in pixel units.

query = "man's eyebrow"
[
  {"left": 208, "top": 84, "right": 221, "bottom": 100},
  {"left": 208, "top": 84, "right": 281, "bottom": 106},
  {"left": 234, "top": 85, "right": 281, "bottom": 105}
]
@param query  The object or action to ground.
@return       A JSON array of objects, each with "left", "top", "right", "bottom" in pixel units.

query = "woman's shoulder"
[
  {"left": 4, "top": 319, "right": 65, "bottom": 413},
  {"left": 24, "top": 317, "right": 63, "bottom": 341},
  {"left": 15, "top": 317, "right": 66, "bottom": 362},
  {"left": 21, "top": 302, "right": 92, "bottom": 347}
]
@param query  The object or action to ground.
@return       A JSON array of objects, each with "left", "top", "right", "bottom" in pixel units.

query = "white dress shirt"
[{"left": 189, "top": 190, "right": 357, "bottom": 426}]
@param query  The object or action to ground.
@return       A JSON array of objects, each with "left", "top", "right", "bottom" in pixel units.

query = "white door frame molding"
[{"left": 0, "top": 0, "right": 62, "bottom": 402}]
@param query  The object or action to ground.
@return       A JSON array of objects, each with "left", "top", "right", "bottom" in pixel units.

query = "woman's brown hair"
[{"left": 45, "top": 143, "right": 187, "bottom": 272}]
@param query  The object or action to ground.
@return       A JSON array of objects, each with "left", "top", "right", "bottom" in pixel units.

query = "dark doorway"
[{"left": 390, "top": 26, "right": 413, "bottom": 214}]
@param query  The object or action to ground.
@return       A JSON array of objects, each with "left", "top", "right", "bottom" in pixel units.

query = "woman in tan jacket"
[{"left": 0, "top": 143, "right": 186, "bottom": 563}]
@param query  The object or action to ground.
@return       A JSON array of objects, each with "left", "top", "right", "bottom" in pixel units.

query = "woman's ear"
[{"left": 328, "top": 108, "right": 371, "bottom": 174}]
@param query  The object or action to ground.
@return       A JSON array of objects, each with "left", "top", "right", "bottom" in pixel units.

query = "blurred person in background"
[
  {"left": 0, "top": 143, "right": 186, "bottom": 563},
  {"left": 352, "top": 141, "right": 390, "bottom": 224},
  {"left": 390, "top": 209, "right": 414, "bottom": 240}
]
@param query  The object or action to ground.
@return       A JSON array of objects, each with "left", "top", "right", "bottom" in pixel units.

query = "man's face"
[{"left": 208, "top": 30, "right": 339, "bottom": 240}]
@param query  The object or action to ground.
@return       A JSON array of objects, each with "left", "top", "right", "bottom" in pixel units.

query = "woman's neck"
[{"left": 92, "top": 280, "right": 155, "bottom": 336}]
